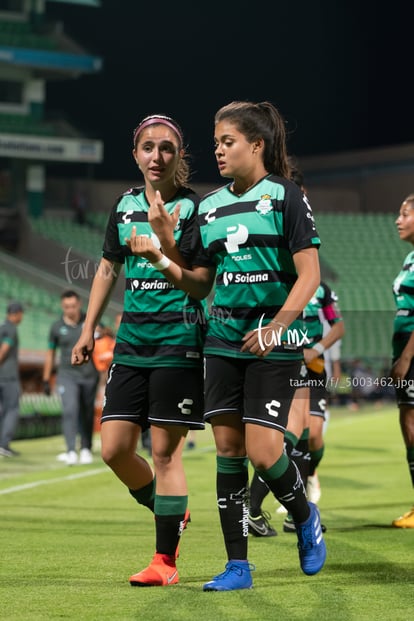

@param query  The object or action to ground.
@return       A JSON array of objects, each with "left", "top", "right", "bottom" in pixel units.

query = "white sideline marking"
[
  {"left": 0, "top": 467, "right": 106, "bottom": 495},
  {"left": 0, "top": 443, "right": 216, "bottom": 496}
]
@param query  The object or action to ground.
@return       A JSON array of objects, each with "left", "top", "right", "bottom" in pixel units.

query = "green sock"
[
  {"left": 129, "top": 478, "right": 155, "bottom": 511},
  {"left": 309, "top": 445, "right": 324, "bottom": 476}
]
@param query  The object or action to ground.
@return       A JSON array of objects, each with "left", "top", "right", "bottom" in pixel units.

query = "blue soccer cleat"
[
  {"left": 203, "top": 560, "right": 255, "bottom": 591},
  {"left": 296, "top": 502, "right": 327, "bottom": 575}
]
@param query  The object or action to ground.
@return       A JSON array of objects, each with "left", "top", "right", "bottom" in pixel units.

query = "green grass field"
[{"left": 1, "top": 403, "right": 412, "bottom": 621}]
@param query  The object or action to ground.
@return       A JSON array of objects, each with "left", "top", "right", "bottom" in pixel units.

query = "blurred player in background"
[{"left": 390, "top": 193, "right": 414, "bottom": 528}]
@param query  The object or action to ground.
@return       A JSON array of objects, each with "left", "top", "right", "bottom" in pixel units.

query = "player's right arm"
[
  {"left": 0, "top": 341, "right": 10, "bottom": 365},
  {"left": 125, "top": 226, "right": 214, "bottom": 299},
  {"left": 71, "top": 258, "right": 122, "bottom": 365}
]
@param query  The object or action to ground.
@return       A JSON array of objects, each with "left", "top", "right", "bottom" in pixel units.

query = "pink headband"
[{"left": 133, "top": 116, "right": 184, "bottom": 148}]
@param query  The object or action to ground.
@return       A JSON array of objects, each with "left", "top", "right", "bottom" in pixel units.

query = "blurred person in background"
[
  {"left": 390, "top": 193, "right": 414, "bottom": 528},
  {"left": 0, "top": 301, "right": 24, "bottom": 457},
  {"left": 43, "top": 290, "right": 99, "bottom": 466}
]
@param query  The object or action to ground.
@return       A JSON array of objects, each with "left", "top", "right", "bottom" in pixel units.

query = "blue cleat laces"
[{"left": 203, "top": 560, "right": 255, "bottom": 591}]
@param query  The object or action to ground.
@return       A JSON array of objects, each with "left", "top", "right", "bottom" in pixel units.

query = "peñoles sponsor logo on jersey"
[{"left": 223, "top": 271, "right": 269, "bottom": 286}]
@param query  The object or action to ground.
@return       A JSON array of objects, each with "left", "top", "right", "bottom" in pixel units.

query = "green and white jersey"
[
  {"left": 195, "top": 174, "right": 320, "bottom": 360},
  {"left": 303, "top": 281, "right": 343, "bottom": 348},
  {"left": 103, "top": 186, "right": 205, "bottom": 368},
  {"left": 392, "top": 250, "right": 414, "bottom": 358}
]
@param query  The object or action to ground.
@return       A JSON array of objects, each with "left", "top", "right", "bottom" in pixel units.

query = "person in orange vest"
[{"left": 92, "top": 324, "right": 116, "bottom": 374}]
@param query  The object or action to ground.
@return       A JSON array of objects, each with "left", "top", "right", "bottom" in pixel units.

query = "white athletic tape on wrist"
[
  {"left": 313, "top": 342, "right": 325, "bottom": 355},
  {"left": 151, "top": 255, "right": 171, "bottom": 271}
]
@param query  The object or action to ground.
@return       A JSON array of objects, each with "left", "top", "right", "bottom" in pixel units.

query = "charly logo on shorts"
[
  {"left": 265, "top": 399, "right": 281, "bottom": 417},
  {"left": 178, "top": 398, "right": 193, "bottom": 415}
]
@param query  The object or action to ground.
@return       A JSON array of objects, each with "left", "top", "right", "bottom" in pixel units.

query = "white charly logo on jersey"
[
  {"left": 122, "top": 210, "right": 134, "bottom": 224},
  {"left": 265, "top": 399, "right": 281, "bottom": 418},
  {"left": 224, "top": 224, "right": 249, "bottom": 253},
  {"left": 393, "top": 273, "right": 403, "bottom": 295},
  {"left": 303, "top": 195, "right": 316, "bottom": 230},
  {"left": 135, "top": 233, "right": 161, "bottom": 248},
  {"left": 178, "top": 398, "right": 193, "bottom": 415},
  {"left": 134, "top": 234, "right": 161, "bottom": 271},
  {"left": 205, "top": 208, "right": 217, "bottom": 223}
]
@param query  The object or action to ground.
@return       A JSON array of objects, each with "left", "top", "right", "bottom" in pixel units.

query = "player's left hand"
[{"left": 241, "top": 325, "right": 277, "bottom": 357}]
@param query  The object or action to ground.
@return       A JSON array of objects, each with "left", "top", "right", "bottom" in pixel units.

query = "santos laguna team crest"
[{"left": 255, "top": 194, "right": 273, "bottom": 215}]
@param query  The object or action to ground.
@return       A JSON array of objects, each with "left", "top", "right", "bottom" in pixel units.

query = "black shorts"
[
  {"left": 307, "top": 368, "right": 328, "bottom": 419},
  {"left": 101, "top": 363, "right": 205, "bottom": 430},
  {"left": 204, "top": 355, "right": 301, "bottom": 432},
  {"left": 394, "top": 358, "right": 414, "bottom": 406}
]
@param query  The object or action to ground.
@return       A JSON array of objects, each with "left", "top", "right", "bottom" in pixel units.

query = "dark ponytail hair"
[{"left": 214, "top": 101, "right": 290, "bottom": 178}]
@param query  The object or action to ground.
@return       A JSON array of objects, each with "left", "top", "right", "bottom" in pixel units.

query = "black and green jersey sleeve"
[
  {"left": 102, "top": 186, "right": 205, "bottom": 368},
  {"left": 197, "top": 174, "right": 320, "bottom": 360},
  {"left": 303, "top": 281, "right": 343, "bottom": 347},
  {"left": 392, "top": 250, "right": 414, "bottom": 358}
]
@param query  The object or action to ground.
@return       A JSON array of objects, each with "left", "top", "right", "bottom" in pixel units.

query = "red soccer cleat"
[{"left": 129, "top": 553, "right": 178, "bottom": 587}]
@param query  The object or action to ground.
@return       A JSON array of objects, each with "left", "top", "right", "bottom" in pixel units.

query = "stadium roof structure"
[
  {"left": 0, "top": 3, "right": 103, "bottom": 163},
  {"left": 0, "top": 47, "right": 102, "bottom": 74},
  {"left": 46, "top": 0, "right": 101, "bottom": 6}
]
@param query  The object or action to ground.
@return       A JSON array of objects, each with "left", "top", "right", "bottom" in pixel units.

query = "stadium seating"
[
  {"left": 29, "top": 215, "right": 104, "bottom": 260},
  {"left": 16, "top": 393, "right": 63, "bottom": 439},
  {"left": 0, "top": 267, "right": 61, "bottom": 351},
  {"left": 0, "top": 113, "right": 55, "bottom": 137},
  {"left": 3, "top": 211, "right": 406, "bottom": 363},
  {"left": 0, "top": 20, "right": 57, "bottom": 50},
  {"left": 316, "top": 212, "right": 407, "bottom": 358}
]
